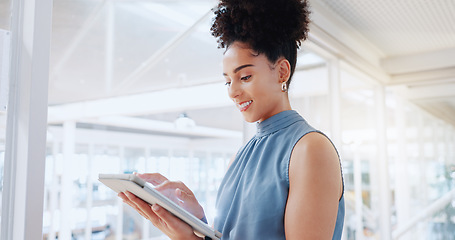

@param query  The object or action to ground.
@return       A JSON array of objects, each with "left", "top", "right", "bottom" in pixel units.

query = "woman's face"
[{"left": 222, "top": 42, "right": 291, "bottom": 123}]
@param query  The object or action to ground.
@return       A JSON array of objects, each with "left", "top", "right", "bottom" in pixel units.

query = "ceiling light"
[{"left": 174, "top": 112, "right": 196, "bottom": 129}]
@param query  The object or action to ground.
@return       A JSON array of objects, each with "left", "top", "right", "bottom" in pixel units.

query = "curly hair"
[{"left": 210, "top": 0, "right": 311, "bottom": 86}]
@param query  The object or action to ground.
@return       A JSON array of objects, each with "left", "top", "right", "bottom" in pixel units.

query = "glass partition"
[
  {"left": 41, "top": 1, "right": 455, "bottom": 239},
  {"left": 388, "top": 99, "right": 455, "bottom": 240},
  {"left": 42, "top": 132, "right": 237, "bottom": 239},
  {"left": 290, "top": 52, "right": 330, "bottom": 132},
  {"left": 46, "top": 1, "right": 239, "bottom": 238},
  {"left": 339, "top": 68, "right": 378, "bottom": 239}
]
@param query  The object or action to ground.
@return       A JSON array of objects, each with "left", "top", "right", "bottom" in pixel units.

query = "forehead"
[
  {"left": 222, "top": 43, "right": 267, "bottom": 71},
  {"left": 223, "top": 43, "right": 255, "bottom": 61}
]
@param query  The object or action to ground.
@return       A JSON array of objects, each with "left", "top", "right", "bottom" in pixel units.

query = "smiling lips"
[{"left": 237, "top": 100, "right": 253, "bottom": 112}]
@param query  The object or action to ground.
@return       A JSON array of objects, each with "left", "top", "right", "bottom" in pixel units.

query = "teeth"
[{"left": 239, "top": 100, "right": 252, "bottom": 108}]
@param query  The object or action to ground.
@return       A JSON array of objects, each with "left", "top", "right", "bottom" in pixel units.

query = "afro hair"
[
  {"left": 211, "top": 0, "right": 310, "bottom": 49},
  {"left": 210, "top": 0, "right": 311, "bottom": 85}
]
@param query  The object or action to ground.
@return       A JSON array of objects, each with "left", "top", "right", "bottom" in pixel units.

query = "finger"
[
  {"left": 118, "top": 192, "right": 127, "bottom": 200},
  {"left": 175, "top": 188, "right": 197, "bottom": 202},
  {"left": 119, "top": 192, "right": 140, "bottom": 203},
  {"left": 175, "top": 188, "right": 205, "bottom": 219},
  {"left": 120, "top": 192, "right": 140, "bottom": 209},
  {"left": 124, "top": 192, "right": 162, "bottom": 225},
  {"left": 152, "top": 204, "right": 197, "bottom": 238},
  {"left": 123, "top": 191, "right": 142, "bottom": 208},
  {"left": 175, "top": 188, "right": 188, "bottom": 203},
  {"left": 124, "top": 191, "right": 147, "bottom": 210},
  {"left": 156, "top": 181, "right": 194, "bottom": 196},
  {"left": 122, "top": 192, "right": 151, "bottom": 217},
  {"left": 151, "top": 204, "right": 183, "bottom": 231},
  {"left": 136, "top": 173, "right": 168, "bottom": 186}
]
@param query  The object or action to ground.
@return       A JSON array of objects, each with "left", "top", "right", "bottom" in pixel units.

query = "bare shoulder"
[
  {"left": 285, "top": 131, "right": 343, "bottom": 238},
  {"left": 293, "top": 131, "right": 337, "bottom": 158},
  {"left": 289, "top": 131, "right": 342, "bottom": 198}
]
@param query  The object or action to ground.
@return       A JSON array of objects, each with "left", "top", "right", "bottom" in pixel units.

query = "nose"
[{"left": 228, "top": 80, "right": 241, "bottom": 100}]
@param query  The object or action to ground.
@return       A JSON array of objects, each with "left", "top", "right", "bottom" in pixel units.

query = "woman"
[{"left": 119, "top": 0, "right": 344, "bottom": 239}]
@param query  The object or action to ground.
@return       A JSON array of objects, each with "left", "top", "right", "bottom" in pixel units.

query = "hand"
[
  {"left": 118, "top": 173, "right": 204, "bottom": 240},
  {"left": 135, "top": 173, "right": 205, "bottom": 219},
  {"left": 135, "top": 172, "right": 168, "bottom": 186}
]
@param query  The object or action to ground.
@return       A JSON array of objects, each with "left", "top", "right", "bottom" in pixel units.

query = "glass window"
[
  {"left": 47, "top": 1, "right": 239, "bottom": 237},
  {"left": 290, "top": 51, "right": 330, "bottom": 132},
  {"left": 339, "top": 66, "right": 378, "bottom": 239},
  {"left": 43, "top": 1, "right": 455, "bottom": 239}
]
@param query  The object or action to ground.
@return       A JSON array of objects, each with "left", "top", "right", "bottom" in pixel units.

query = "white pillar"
[
  {"left": 0, "top": 0, "right": 52, "bottom": 239},
  {"left": 375, "top": 86, "right": 391, "bottom": 239},
  {"left": 417, "top": 114, "right": 428, "bottom": 206},
  {"left": 353, "top": 146, "right": 364, "bottom": 240},
  {"left": 116, "top": 146, "right": 125, "bottom": 240},
  {"left": 328, "top": 58, "right": 344, "bottom": 239},
  {"left": 448, "top": 126, "right": 455, "bottom": 165},
  {"left": 447, "top": 128, "right": 452, "bottom": 163},
  {"left": 414, "top": 110, "right": 428, "bottom": 237},
  {"left": 48, "top": 142, "right": 60, "bottom": 240},
  {"left": 85, "top": 144, "right": 94, "bottom": 240},
  {"left": 60, "top": 121, "right": 76, "bottom": 240},
  {"left": 142, "top": 147, "right": 151, "bottom": 239},
  {"left": 328, "top": 59, "right": 341, "bottom": 147},
  {"left": 394, "top": 97, "right": 410, "bottom": 240}
]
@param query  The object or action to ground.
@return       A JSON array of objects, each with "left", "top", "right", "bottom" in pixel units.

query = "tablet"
[{"left": 98, "top": 173, "right": 222, "bottom": 240}]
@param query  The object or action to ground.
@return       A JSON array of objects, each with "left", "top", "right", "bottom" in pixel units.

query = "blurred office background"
[{"left": 1, "top": 0, "right": 455, "bottom": 239}]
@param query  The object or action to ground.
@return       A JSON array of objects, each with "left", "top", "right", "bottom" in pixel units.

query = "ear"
[{"left": 277, "top": 58, "right": 291, "bottom": 84}]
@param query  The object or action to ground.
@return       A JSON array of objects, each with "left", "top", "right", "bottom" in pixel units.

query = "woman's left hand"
[
  {"left": 119, "top": 191, "right": 201, "bottom": 240},
  {"left": 118, "top": 173, "right": 205, "bottom": 240}
]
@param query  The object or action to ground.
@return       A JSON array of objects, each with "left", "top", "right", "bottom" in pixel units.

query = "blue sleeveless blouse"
[{"left": 214, "top": 110, "right": 344, "bottom": 239}]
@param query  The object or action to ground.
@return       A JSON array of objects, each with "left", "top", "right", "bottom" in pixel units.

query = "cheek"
[{"left": 253, "top": 80, "right": 280, "bottom": 98}]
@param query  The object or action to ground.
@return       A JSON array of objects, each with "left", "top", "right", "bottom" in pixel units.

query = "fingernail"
[{"left": 152, "top": 204, "right": 160, "bottom": 211}]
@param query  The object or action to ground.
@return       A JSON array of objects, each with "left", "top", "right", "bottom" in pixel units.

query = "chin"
[{"left": 242, "top": 114, "right": 260, "bottom": 123}]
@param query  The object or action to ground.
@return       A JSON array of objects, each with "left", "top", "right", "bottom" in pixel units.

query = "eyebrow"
[{"left": 223, "top": 64, "right": 254, "bottom": 76}]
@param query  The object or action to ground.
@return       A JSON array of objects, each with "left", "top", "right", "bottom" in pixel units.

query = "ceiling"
[
  {"left": 314, "top": 0, "right": 455, "bottom": 126},
  {"left": 1, "top": 0, "right": 455, "bottom": 138},
  {"left": 320, "top": 0, "right": 455, "bottom": 56}
]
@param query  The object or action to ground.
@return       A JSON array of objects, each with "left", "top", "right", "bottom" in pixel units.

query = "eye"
[
  {"left": 225, "top": 82, "right": 231, "bottom": 87},
  {"left": 241, "top": 75, "right": 251, "bottom": 81}
]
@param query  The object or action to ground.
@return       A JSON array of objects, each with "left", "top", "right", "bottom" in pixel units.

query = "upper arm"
[{"left": 284, "top": 132, "right": 342, "bottom": 239}]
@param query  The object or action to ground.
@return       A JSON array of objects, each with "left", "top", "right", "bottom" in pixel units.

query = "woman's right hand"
[{"left": 118, "top": 173, "right": 205, "bottom": 240}]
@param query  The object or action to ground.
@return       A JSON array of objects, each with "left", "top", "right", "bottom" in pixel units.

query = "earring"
[{"left": 281, "top": 82, "right": 288, "bottom": 92}]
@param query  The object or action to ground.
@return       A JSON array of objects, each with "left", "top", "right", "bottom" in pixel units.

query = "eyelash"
[
  {"left": 241, "top": 75, "right": 252, "bottom": 81},
  {"left": 225, "top": 75, "right": 252, "bottom": 87}
]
